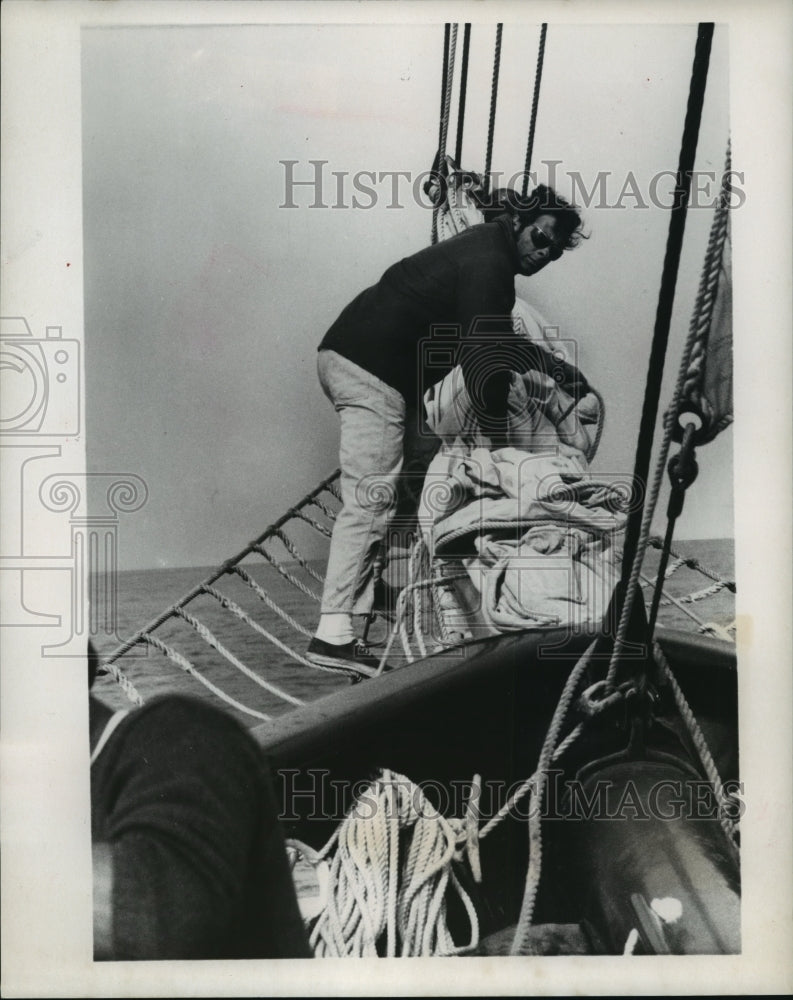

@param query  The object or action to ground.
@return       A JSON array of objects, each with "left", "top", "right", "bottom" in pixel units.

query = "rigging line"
[
  {"left": 142, "top": 633, "right": 272, "bottom": 722},
  {"left": 254, "top": 544, "right": 322, "bottom": 603},
  {"left": 647, "top": 536, "right": 736, "bottom": 589},
  {"left": 638, "top": 571, "right": 727, "bottom": 633},
  {"left": 454, "top": 23, "right": 472, "bottom": 165},
  {"left": 605, "top": 22, "right": 715, "bottom": 687},
  {"left": 174, "top": 603, "right": 305, "bottom": 705},
  {"left": 484, "top": 23, "right": 503, "bottom": 187},
  {"left": 101, "top": 468, "right": 340, "bottom": 665},
  {"left": 433, "top": 23, "right": 459, "bottom": 245},
  {"left": 292, "top": 508, "right": 334, "bottom": 538},
  {"left": 510, "top": 645, "right": 596, "bottom": 954},
  {"left": 680, "top": 140, "right": 733, "bottom": 418},
  {"left": 643, "top": 552, "right": 688, "bottom": 585},
  {"left": 439, "top": 24, "right": 458, "bottom": 165},
  {"left": 654, "top": 580, "right": 732, "bottom": 605},
  {"left": 437, "top": 23, "right": 451, "bottom": 154},
  {"left": 269, "top": 528, "right": 325, "bottom": 585},
  {"left": 99, "top": 658, "right": 145, "bottom": 707},
  {"left": 522, "top": 23, "right": 548, "bottom": 197},
  {"left": 431, "top": 24, "right": 452, "bottom": 246},
  {"left": 232, "top": 564, "right": 314, "bottom": 638},
  {"left": 305, "top": 493, "right": 339, "bottom": 522},
  {"left": 653, "top": 641, "right": 739, "bottom": 851},
  {"left": 646, "top": 144, "right": 733, "bottom": 638}
]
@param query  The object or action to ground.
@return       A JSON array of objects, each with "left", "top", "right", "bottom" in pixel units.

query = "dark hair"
[{"left": 478, "top": 184, "right": 586, "bottom": 250}]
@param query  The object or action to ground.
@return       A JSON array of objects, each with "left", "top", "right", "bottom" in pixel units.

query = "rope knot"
[
  {"left": 577, "top": 678, "right": 634, "bottom": 719},
  {"left": 451, "top": 773, "right": 483, "bottom": 882}
]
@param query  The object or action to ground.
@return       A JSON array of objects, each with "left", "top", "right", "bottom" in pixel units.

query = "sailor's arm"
[{"left": 455, "top": 267, "right": 518, "bottom": 437}]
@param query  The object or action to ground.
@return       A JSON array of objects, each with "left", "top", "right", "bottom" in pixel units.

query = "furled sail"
[{"left": 683, "top": 218, "right": 733, "bottom": 444}]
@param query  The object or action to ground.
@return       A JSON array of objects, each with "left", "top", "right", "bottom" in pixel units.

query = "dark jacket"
[{"left": 319, "top": 214, "right": 542, "bottom": 422}]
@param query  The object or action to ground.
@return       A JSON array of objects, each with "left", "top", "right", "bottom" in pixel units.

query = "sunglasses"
[{"left": 528, "top": 225, "right": 564, "bottom": 261}]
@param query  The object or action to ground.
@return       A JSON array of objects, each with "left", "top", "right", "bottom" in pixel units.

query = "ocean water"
[
  {"left": 90, "top": 558, "right": 354, "bottom": 727},
  {"left": 91, "top": 538, "right": 736, "bottom": 729}
]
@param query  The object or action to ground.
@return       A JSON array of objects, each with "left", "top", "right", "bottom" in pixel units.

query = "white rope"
[
  {"left": 296, "top": 769, "right": 479, "bottom": 957},
  {"left": 478, "top": 722, "right": 583, "bottom": 840},
  {"left": 412, "top": 538, "right": 429, "bottom": 660},
  {"left": 270, "top": 528, "right": 327, "bottom": 586},
  {"left": 142, "top": 633, "right": 272, "bottom": 722},
  {"left": 639, "top": 570, "right": 732, "bottom": 637},
  {"left": 653, "top": 640, "right": 739, "bottom": 849},
  {"left": 232, "top": 565, "right": 314, "bottom": 638},
  {"left": 647, "top": 536, "right": 735, "bottom": 588},
  {"left": 255, "top": 544, "right": 323, "bottom": 602},
  {"left": 175, "top": 603, "right": 305, "bottom": 705},
  {"left": 699, "top": 620, "right": 735, "bottom": 641},
  {"left": 510, "top": 646, "right": 596, "bottom": 954},
  {"left": 100, "top": 658, "right": 145, "bottom": 707},
  {"left": 306, "top": 494, "right": 339, "bottom": 522}
]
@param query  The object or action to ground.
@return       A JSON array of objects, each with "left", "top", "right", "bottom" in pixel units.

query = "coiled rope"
[
  {"left": 292, "top": 769, "right": 479, "bottom": 957},
  {"left": 375, "top": 534, "right": 469, "bottom": 673},
  {"left": 293, "top": 642, "right": 598, "bottom": 957}
]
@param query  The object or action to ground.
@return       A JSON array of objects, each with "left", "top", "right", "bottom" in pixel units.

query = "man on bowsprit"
[{"left": 306, "top": 185, "right": 585, "bottom": 672}]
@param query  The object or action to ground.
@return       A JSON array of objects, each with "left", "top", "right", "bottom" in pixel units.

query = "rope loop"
[{"left": 577, "top": 678, "right": 634, "bottom": 719}]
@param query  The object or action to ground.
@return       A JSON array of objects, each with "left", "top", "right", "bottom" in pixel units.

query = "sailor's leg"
[
  {"left": 316, "top": 351, "right": 405, "bottom": 624},
  {"left": 394, "top": 405, "right": 441, "bottom": 525}
]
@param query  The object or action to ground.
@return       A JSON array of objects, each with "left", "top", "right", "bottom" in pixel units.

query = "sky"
[{"left": 81, "top": 21, "right": 733, "bottom": 570}]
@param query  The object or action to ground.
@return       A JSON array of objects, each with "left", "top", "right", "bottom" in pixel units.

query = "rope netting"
[
  {"left": 99, "top": 470, "right": 377, "bottom": 722},
  {"left": 100, "top": 462, "right": 736, "bottom": 719},
  {"left": 640, "top": 536, "right": 736, "bottom": 640}
]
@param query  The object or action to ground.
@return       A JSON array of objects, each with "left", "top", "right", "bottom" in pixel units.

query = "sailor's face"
[{"left": 514, "top": 213, "right": 565, "bottom": 276}]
